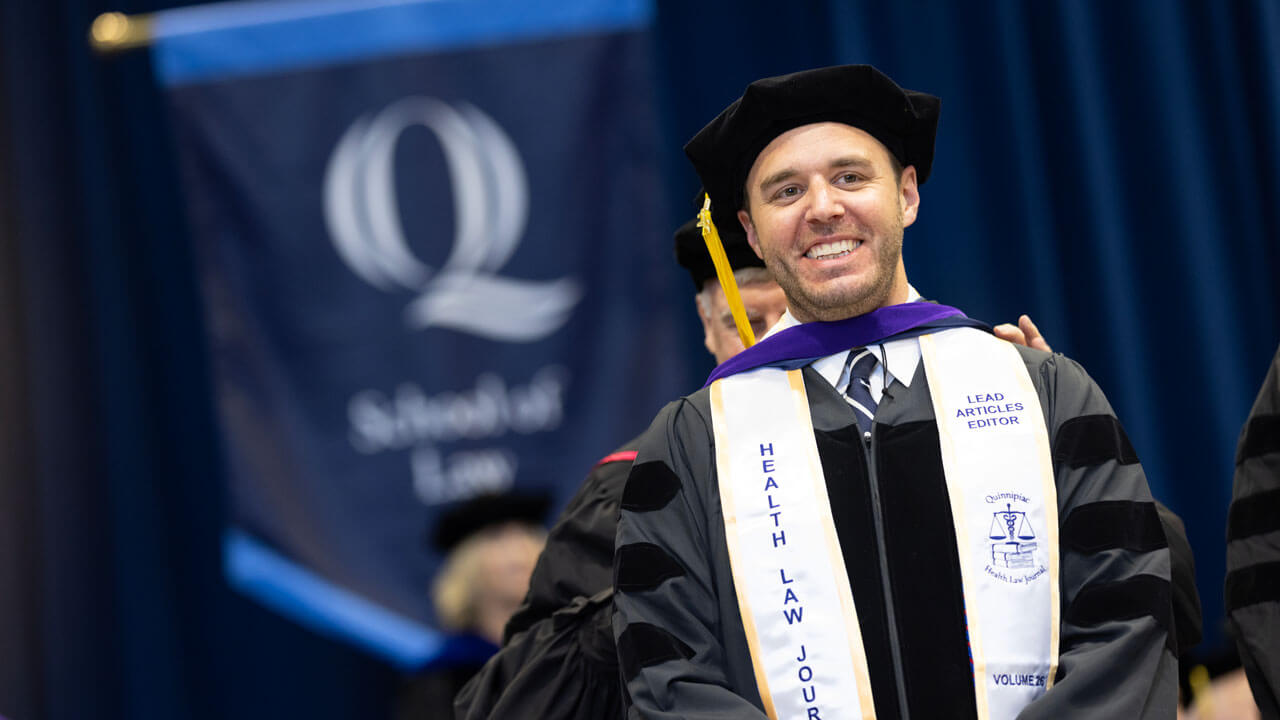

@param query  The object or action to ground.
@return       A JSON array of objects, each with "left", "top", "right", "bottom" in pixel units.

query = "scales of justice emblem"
[{"left": 989, "top": 503, "right": 1038, "bottom": 569}]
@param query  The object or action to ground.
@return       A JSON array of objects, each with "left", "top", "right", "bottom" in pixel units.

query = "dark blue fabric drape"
[
  {"left": 818, "top": 0, "right": 1280, "bottom": 653},
  {"left": 2, "top": 0, "right": 1276, "bottom": 718}
]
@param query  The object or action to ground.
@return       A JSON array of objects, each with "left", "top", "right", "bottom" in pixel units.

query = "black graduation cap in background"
[
  {"left": 431, "top": 492, "right": 551, "bottom": 554},
  {"left": 672, "top": 195, "right": 765, "bottom": 293},
  {"left": 684, "top": 64, "right": 941, "bottom": 220}
]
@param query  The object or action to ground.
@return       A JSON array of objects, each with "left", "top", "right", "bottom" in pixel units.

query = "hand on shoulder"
[{"left": 994, "top": 314, "right": 1052, "bottom": 352}]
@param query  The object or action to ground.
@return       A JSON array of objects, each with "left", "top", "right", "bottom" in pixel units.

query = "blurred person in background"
[
  {"left": 431, "top": 495, "right": 550, "bottom": 647},
  {"left": 397, "top": 492, "right": 548, "bottom": 719}
]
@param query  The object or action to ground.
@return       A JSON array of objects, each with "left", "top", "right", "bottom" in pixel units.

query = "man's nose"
[{"left": 805, "top": 181, "right": 844, "bottom": 224}]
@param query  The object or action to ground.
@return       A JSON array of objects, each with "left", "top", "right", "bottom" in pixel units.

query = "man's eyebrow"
[
  {"left": 829, "top": 156, "right": 874, "bottom": 171},
  {"left": 757, "top": 168, "right": 798, "bottom": 195}
]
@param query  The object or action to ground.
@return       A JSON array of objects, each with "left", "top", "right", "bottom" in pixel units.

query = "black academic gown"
[
  {"left": 1227, "top": 344, "right": 1280, "bottom": 719},
  {"left": 614, "top": 347, "right": 1180, "bottom": 719}
]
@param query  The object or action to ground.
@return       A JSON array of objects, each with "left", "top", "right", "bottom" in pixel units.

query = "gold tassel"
[{"left": 698, "top": 194, "right": 756, "bottom": 348}]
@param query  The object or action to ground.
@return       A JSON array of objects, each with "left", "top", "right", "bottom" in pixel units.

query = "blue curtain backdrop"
[{"left": 1, "top": 0, "right": 1276, "bottom": 718}]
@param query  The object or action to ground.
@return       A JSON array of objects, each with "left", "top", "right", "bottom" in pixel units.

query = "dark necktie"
[{"left": 844, "top": 347, "right": 879, "bottom": 441}]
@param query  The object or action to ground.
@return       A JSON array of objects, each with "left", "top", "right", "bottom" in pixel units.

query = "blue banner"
[{"left": 153, "top": 0, "right": 684, "bottom": 669}]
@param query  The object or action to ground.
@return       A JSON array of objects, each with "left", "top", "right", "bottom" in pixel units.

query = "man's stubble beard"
[{"left": 768, "top": 210, "right": 905, "bottom": 323}]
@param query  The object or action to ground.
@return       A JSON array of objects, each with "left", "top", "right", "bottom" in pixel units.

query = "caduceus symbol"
[
  {"left": 990, "top": 503, "right": 1036, "bottom": 540},
  {"left": 324, "top": 97, "right": 581, "bottom": 342}
]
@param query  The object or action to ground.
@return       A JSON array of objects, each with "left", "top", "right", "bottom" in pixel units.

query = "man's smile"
[{"left": 804, "top": 237, "right": 863, "bottom": 260}]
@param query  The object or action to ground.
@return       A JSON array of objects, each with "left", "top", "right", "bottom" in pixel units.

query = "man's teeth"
[{"left": 805, "top": 239, "right": 861, "bottom": 259}]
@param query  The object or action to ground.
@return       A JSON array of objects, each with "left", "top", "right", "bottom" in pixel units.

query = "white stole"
[
  {"left": 710, "top": 328, "right": 1058, "bottom": 719},
  {"left": 711, "top": 369, "right": 877, "bottom": 720}
]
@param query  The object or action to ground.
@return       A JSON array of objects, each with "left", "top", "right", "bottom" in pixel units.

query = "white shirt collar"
[{"left": 813, "top": 334, "right": 922, "bottom": 392}]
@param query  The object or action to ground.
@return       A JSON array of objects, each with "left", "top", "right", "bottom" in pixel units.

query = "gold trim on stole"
[{"left": 1008, "top": 350, "right": 1062, "bottom": 688}]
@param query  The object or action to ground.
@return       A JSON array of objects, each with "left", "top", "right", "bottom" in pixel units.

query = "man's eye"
[
  {"left": 773, "top": 186, "right": 800, "bottom": 200},
  {"left": 836, "top": 172, "right": 862, "bottom": 184}
]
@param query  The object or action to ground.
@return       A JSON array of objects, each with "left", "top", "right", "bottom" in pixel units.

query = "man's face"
[
  {"left": 738, "top": 122, "right": 919, "bottom": 323},
  {"left": 698, "top": 280, "right": 789, "bottom": 364}
]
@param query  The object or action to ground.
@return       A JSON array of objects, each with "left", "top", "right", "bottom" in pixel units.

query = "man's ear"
[
  {"left": 900, "top": 165, "right": 920, "bottom": 228},
  {"left": 738, "top": 209, "right": 764, "bottom": 259}
]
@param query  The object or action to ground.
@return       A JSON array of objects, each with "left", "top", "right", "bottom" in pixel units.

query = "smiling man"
[{"left": 613, "top": 65, "right": 1177, "bottom": 720}]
